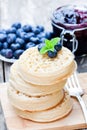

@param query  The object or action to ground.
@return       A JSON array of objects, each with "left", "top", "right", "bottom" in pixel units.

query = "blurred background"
[
  {"left": 0, "top": 0, "right": 87, "bottom": 73},
  {"left": 0, "top": 0, "right": 87, "bottom": 29}
]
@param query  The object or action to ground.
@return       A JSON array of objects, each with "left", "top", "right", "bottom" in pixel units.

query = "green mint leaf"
[
  {"left": 48, "top": 47, "right": 55, "bottom": 52},
  {"left": 40, "top": 46, "right": 55, "bottom": 54},
  {"left": 50, "top": 37, "right": 60, "bottom": 46},
  {"left": 40, "top": 46, "right": 48, "bottom": 54},
  {"left": 39, "top": 37, "right": 61, "bottom": 55},
  {"left": 45, "top": 39, "right": 51, "bottom": 48}
]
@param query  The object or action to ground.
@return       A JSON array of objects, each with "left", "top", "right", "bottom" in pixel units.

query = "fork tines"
[{"left": 67, "top": 72, "right": 84, "bottom": 95}]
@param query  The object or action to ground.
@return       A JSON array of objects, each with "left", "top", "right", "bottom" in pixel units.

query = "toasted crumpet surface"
[{"left": 17, "top": 46, "right": 76, "bottom": 85}]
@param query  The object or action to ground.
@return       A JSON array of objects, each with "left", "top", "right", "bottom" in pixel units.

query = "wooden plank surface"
[
  {"left": 4, "top": 62, "right": 12, "bottom": 82},
  {"left": 0, "top": 61, "right": 12, "bottom": 83},
  {"left": 0, "top": 73, "right": 87, "bottom": 130},
  {"left": 0, "top": 102, "right": 7, "bottom": 130},
  {"left": 0, "top": 61, "right": 4, "bottom": 83}
]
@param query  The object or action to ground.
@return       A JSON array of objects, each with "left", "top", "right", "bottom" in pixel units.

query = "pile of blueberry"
[{"left": 0, "top": 22, "right": 53, "bottom": 59}]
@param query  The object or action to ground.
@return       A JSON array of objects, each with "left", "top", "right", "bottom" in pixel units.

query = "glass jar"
[{"left": 51, "top": 5, "right": 87, "bottom": 56}]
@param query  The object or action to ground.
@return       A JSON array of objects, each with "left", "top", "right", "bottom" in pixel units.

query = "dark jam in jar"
[{"left": 51, "top": 5, "right": 87, "bottom": 56}]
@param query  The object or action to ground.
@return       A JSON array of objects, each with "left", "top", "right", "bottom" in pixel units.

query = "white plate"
[{"left": 0, "top": 54, "right": 16, "bottom": 63}]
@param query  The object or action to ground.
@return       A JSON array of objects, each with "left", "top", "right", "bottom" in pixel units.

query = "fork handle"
[{"left": 76, "top": 94, "right": 87, "bottom": 124}]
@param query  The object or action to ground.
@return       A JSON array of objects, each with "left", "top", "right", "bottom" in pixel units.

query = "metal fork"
[{"left": 65, "top": 72, "right": 87, "bottom": 124}]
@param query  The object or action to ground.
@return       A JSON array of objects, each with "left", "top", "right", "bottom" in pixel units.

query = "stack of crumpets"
[{"left": 8, "top": 38, "right": 76, "bottom": 122}]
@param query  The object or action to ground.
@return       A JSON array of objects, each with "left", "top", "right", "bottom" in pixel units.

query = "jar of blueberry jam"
[{"left": 51, "top": 5, "right": 87, "bottom": 56}]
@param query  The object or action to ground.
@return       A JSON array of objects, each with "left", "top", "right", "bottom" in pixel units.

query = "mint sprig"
[{"left": 40, "top": 37, "right": 60, "bottom": 54}]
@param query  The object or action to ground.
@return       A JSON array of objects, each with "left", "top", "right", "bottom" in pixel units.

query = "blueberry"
[
  {"left": 23, "top": 34, "right": 30, "bottom": 42},
  {"left": 36, "top": 25, "right": 44, "bottom": 32},
  {"left": 36, "top": 39, "right": 42, "bottom": 44},
  {"left": 30, "top": 37, "right": 39, "bottom": 44},
  {"left": 23, "top": 33, "right": 35, "bottom": 42},
  {"left": 16, "top": 38, "right": 25, "bottom": 47},
  {"left": 0, "top": 49, "right": 6, "bottom": 56},
  {"left": 32, "top": 27, "right": 41, "bottom": 34},
  {"left": 64, "top": 17, "right": 76, "bottom": 24},
  {"left": 37, "top": 34, "right": 43, "bottom": 39},
  {"left": 7, "top": 34, "right": 16, "bottom": 44},
  {"left": 10, "top": 43, "right": 21, "bottom": 51},
  {"left": 25, "top": 42, "right": 36, "bottom": 49},
  {"left": 38, "top": 43, "right": 45, "bottom": 51},
  {"left": 27, "top": 33, "right": 35, "bottom": 38},
  {"left": 5, "top": 49, "right": 13, "bottom": 59},
  {"left": 6, "top": 27, "right": 16, "bottom": 34},
  {"left": 1, "top": 49, "right": 13, "bottom": 58},
  {"left": 16, "top": 28, "right": 24, "bottom": 37},
  {"left": 0, "top": 29, "right": 6, "bottom": 34},
  {"left": 37, "top": 33, "right": 46, "bottom": 39},
  {"left": 5, "top": 49, "right": 13, "bottom": 58},
  {"left": 45, "top": 32, "right": 52, "bottom": 39},
  {"left": 39, "top": 37, "right": 46, "bottom": 43},
  {"left": 11, "top": 22, "right": 21, "bottom": 29},
  {"left": 47, "top": 49, "right": 57, "bottom": 58},
  {"left": 3, "top": 42, "right": 9, "bottom": 49},
  {"left": 38, "top": 31, "right": 52, "bottom": 42},
  {"left": 0, "top": 42, "right": 3, "bottom": 50},
  {"left": 54, "top": 42, "right": 62, "bottom": 51},
  {"left": 19, "top": 32, "right": 26, "bottom": 39},
  {"left": 38, "top": 32, "right": 46, "bottom": 38},
  {"left": 22, "top": 25, "right": 32, "bottom": 32},
  {"left": 64, "top": 10, "right": 74, "bottom": 18},
  {"left": 14, "top": 49, "right": 24, "bottom": 59},
  {"left": 0, "top": 34, "right": 7, "bottom": 42},
  {"left": 64, "top": 10, "right": 77, "bottom": 24}
]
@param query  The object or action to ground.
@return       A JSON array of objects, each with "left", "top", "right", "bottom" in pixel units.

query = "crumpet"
[{"left": 18, "top": 46, "right": 76, "bottom": 85}]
